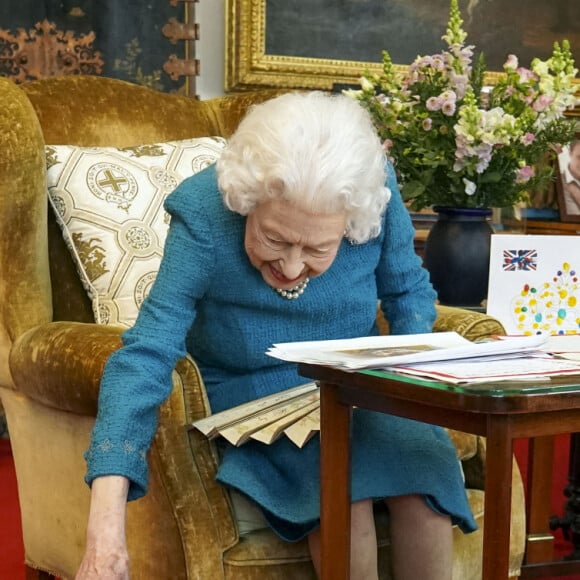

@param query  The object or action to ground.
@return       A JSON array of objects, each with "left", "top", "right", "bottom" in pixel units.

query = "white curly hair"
[{"left": 216, "top": 91, "right": 391, "bottom": 243}]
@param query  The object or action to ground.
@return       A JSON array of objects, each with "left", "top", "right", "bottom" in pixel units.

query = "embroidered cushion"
[{"left": 46, "top": 136, "right": 226, "bottom": 328}]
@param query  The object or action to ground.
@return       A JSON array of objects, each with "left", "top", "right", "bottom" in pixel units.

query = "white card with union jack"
[{"left": 486, "top": 234, "right": 580, "bottom": 335}]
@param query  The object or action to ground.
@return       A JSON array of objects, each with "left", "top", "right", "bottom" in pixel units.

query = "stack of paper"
[
  {"left": 542, "top": 335, "right": 580, "bottom": 361},
  {"left": 389, "top": 353, "right": 580, "bottom": 384},
  {"left": 266, "top": 331, "right": 549, "bottom": 371}
]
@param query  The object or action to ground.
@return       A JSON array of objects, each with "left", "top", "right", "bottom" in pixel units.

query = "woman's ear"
[{"left": 265, "top": 177, "right": 285, "bottom": 200}]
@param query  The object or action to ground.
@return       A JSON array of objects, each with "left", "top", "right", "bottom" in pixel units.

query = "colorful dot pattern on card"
[{"left": 510, "top": 261, "right": 580, "bottom": 335}]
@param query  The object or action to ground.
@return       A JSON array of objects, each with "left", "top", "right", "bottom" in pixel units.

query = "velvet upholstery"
[{"left": 0, "top": 75, "right": 526, "bottom": 579}]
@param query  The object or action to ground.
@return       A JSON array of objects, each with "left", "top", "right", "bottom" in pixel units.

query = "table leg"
[
  {"left": 320, "top": 381, "right": 352, "bottom": 580},
  {"left": 525, "top": 436, "right": 555, "bottom": 563},
  {"left": 483, "top": 416, "right": 514, "bottom": 579}
]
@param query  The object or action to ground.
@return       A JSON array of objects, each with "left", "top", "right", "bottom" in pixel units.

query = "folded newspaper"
[
  {"left": 190, "top": 332, "right": 580, "bottom": 447},
  {"left": 189, "top": 382, "right": 320, "bottom": 448}
]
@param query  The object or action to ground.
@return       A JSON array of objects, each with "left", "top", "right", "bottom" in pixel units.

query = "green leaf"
[
  {"left": 401, "top": 181, "right": 426, "bottom": 201},
  {"left": 479, "top": 171, "right": 504, "bottom": 184}
]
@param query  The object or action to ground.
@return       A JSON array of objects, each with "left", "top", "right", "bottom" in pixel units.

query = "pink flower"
[
  {"left": 517, "top": 67, "right": 537, "bottom": 84},
  {"left": 422, "top": 118, "right": 433, "bottom": 131},
  {"left": 516, "top": 165, "right": 535, "bottom": 183},
  {"left": 431, "top": 55, "right": 445, "bottom": 70},
  {"left": 441, "top": 101, "right": 457, "bottom": 116},
  {"left": 520, "top": 132, "right": 536, "bottom": 145},
  {"left": 533, "top": 94, "right": 554, "bottom": 112},
  {"left": 448, "top": 73, "right": 469, "bottom": 99},
  {"left": 504, "top": 54, "right": 519, "bottom": 71},
  {"left": 426, "top": 96, "right": 441, "bottom": 111}
]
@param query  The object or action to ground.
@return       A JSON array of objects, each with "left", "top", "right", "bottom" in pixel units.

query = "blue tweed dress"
[{"left": 85, "top": 164, "right": 477, "bottom": 541}]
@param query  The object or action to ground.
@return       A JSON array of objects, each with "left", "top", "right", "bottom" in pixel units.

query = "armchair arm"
[
  {"left": 433, "top": 305, "right": 506, "bottom": 342},
  {"left": 9, "top": 321, "right": 122, "bottom": 414},
  {"left": 376, "top": 304, "right": 506, "bottom": 343},
  {"left": 8, "top": 319, "right": 239, "bottom": 577}
]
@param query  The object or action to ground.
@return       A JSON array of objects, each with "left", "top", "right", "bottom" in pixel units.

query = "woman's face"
[{"left": 245, "top": 198, "right": 347, "bottom": 290}]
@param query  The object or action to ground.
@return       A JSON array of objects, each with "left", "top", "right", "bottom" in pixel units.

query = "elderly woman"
[{"left": 76, "top": 92, "right": 476, "bottom": 580}]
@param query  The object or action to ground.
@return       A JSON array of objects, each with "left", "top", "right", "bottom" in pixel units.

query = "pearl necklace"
[{"left": 275, "top": 277, "right": 310, "bottom": 300}]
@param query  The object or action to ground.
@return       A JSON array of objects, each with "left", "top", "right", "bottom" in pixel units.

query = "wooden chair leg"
[{"left": 25, "top": 565, "right": 56, "bottom": 579}]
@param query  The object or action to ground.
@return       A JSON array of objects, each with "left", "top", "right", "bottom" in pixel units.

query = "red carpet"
[
  {"left": 0, "top": 435, "right": 577, "bottom": 579},
  {"left": 0, "top": 437, "right": 25, "bottom": 580},
  {"left": 514, "top": 435, "right": 579, "bottom": 580}
]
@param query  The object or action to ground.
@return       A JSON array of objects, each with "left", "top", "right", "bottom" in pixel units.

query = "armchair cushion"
[{"left": 46, "top": 137, "right": 226, "bottom": 327}]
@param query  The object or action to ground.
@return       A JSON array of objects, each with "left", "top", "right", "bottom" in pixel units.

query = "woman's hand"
[
  {"left": 75, "top": 534, "right": 129, "bottom": 579},
  {"left": 75, "top": 476, "right": 130, "bottom": 579}
]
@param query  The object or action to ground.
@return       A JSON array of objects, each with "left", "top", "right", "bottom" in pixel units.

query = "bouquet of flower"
[{"left": 350, "top": 0, "right": 579, "bottom": 211}]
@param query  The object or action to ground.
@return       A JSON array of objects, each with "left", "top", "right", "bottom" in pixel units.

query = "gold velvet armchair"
[{"left": 0, "top": 75, "right": 526, "bottom": 580}]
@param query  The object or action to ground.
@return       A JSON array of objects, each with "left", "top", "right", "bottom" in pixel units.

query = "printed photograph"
[
  {"left": 556, "top": 135, "right": 580, "bottom": 222},
  {"left": 337, "top": 345, "right": 436, "bottom": 358}
]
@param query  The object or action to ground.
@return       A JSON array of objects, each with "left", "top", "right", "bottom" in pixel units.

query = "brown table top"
[{"left": 298, "top": 363, "right": 580, "bottom": 416}]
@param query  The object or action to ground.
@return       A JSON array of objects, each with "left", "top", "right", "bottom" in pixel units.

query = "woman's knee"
[
  {"left": 386, "top": 493, "right": 430, "bottom": 511},
  {"left": 386, "top": 494, "right": 451, "bottom": 527}
]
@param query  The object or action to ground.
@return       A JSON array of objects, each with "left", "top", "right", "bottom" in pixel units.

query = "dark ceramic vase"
[{"left": 423, "top": 206, "right": 493, "bottom": 307}]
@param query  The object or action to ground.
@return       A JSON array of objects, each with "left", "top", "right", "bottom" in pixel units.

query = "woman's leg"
[
  {"left": 385, "top": 494, "right": 452, "bottom": 580},
  {"left": 308, "top": 498, "right": 378, "bottom": 580}
]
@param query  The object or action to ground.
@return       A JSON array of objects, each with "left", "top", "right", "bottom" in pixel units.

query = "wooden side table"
[
  {"left": 297, "top": 364, "right": 580, "bottom": 580},
  {"left": 491, "top": 217, "right": 580, "bottom": 572}
]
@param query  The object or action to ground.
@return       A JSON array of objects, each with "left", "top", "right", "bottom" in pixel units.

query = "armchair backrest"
[{"left": 0, "top": 75, "right": 281, "bottom": 385}]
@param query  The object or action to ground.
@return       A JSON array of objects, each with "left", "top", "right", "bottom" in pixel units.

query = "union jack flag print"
[{"left": 502, "top": 249, "right": 538, "bottom": 271}]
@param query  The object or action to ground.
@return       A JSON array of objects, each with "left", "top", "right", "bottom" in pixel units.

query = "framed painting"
[
  {"left": 225, "top": 0, "right": 580, "bottom": 96},
  {"left": 556, "top": 134, "right": 580, "bottom": 223}
]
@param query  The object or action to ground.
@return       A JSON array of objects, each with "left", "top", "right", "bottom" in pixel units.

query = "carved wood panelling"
[
  {"left": 0, "top": 19, "right": 103, "bottom": 82},
  {"left": 163, "top": 0, "right": 199, "bottom": 98}
]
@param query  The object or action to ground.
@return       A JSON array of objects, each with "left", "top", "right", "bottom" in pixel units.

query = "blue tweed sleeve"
[
  {"left": 85, "top": 177, "right": 217, "bottom": 500},
  {"left": 376, "top": 163, "right": 437, "bottom": 334}
]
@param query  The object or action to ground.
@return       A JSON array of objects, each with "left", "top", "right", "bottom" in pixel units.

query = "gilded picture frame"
[
  {"left": 225, "top": 0, "right": 580, "bottom": 104},
  {"left": 225, "top": 0, "right": 382, "bottom": 91}
]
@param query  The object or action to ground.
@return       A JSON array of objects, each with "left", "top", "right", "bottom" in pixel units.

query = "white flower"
[
  {"left": 359, "top": 76, "right": 375, "bottom": 92},
  {"left": 504, "top": 54, "right": 519, "bottom": 71},
  {"left": 463, "top": 178, "right": 477, "bottom": 196},
  {"left": 342, "top": 88, "right": 363, "bottom": 99}
]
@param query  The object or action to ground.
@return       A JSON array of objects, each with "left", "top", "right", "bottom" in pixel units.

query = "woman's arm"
[
  {"left": 375, "top": 164, "right": 437, "bottom": 334},
  {"left": 78, "top": 174, "right": 218, "bottom": 576},
  {"left": 76, "top": 476, "right": 130, "bottom": 579},
  {"left": 85, "top": 183, "right": 216, "bottom": 500}
]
